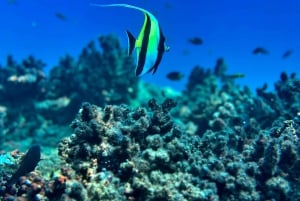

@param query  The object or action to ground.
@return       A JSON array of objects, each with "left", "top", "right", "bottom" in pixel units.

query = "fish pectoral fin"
[{"left": 126, "top": 30, "right": 136, "bottom": 56}]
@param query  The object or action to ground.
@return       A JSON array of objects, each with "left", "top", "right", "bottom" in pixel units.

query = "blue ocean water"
[{"left": 0, "top": 0, "right": 299, "bottom": 91}]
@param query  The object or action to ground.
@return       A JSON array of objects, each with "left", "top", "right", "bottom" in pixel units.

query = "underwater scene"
[{"left": 0, "top": 0, "right": 299, "bottom": 200}]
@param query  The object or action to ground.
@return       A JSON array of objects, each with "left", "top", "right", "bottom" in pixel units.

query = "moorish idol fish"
[{"left": 91, "top": 3, "right": 170, "bottom": 76}]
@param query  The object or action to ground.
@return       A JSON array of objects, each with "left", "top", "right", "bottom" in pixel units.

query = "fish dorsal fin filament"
[{"left": 126, "top": 30, "right": 136, "bottom": 56}]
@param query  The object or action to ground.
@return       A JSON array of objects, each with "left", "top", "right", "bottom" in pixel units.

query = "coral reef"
[
  {"left": 170, "top": 59, "right": 300, "bottom": 200},
  {"left": 0, "top": 36, "right": 299, "bottom": 201},
  {"left": 0, "top": 55, "right": 47, "bottom": 147},
  {"left": 0, "top": 34, "right": 138, "bottom": 151},
  {"left": 2, "top": 96, "right": 296, "bottom": 200},
  {"left": 43, "top": 35, "right": 137, "bottom": 124}
]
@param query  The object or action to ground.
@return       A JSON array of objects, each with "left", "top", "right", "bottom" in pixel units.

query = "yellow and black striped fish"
[{"left": 91, "top": 3, "right": 170, "bottom": 76}]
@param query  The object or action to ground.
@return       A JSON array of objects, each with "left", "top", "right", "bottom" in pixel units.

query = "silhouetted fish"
[
  {"left": 223, "top": 73, "right": 245, "bottom": 79},
  {"left": 6, "top": 144, "right": 41, "bottom": 187},
  {"left": 166, "top": 71, "right": 184, "bottom": 81},
  {"left": 55, "top": 12, "right": 67, "bottom": 21},
  {"left": 188, "top": 37, "right": 203, "bottom": 45},
  {"left": 252, "top": 47, "right": 269, "bottom": 55},
  {"left": 282, "top": 49, "right": 293, "bottom": 59}
]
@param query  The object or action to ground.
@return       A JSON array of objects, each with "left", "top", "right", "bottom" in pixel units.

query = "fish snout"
[{"left": 165, "top": 45, "right": 170, "bottom": 52}]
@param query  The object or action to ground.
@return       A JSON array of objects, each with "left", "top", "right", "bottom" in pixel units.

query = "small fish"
[
  {"left": 166, "top": 71, "right": 184, "bottom": 81},
  {"left": 55, "top": 12, "right": 67, "bottom": 21},
  {"left": 188, "top": 37, "right": 203, "bottom": 45},
  {"left": 252, "top": 47, "right": 269, "bottom": 55},
  {"left": 6, "top": 144, "right": 41, "bottom": 187},
  {"left": 92, "top": 3, "right": 169, "bottom": 76},
  {"left": 223, "top": 73, "right": 245, "bottom": 79},
  {"left": 282, "top": 49, "right": 293, "bottom": 59}
]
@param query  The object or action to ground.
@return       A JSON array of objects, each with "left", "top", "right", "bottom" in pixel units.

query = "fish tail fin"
[{"left": 126, "top": 30, "right": 136, "bottom": 56}]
